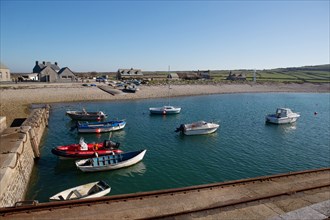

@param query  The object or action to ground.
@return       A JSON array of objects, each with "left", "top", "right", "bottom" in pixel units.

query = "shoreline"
[{"left": 0, "top": 82, "right": 329, "bottom": 126}]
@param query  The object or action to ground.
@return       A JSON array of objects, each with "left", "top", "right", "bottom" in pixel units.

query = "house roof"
[
  {"left": 118, "top": 69, "right": 143, "bottom": 75},
  {"left": 168, "top": 73, "right": 179, "bottom": 78}
]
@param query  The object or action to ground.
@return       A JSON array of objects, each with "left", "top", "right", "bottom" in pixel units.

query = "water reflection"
[{"left": 113, "top": 162, "right": 147, "bottom": 177}]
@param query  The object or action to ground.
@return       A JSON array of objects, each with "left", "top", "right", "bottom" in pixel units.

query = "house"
[
  {"left": 0, "top": 62, "right": 11, "bottom": 82},
  {"left": 197, "top": 70, "right": 211, "bottom": 79},
  {"left": 33, "top": 61, "right": 76, "bottom": 82},
  {"left": 167, "top": 73, "right": 179, "bottom": 80},
  {"left": 117, "top": 68, "right": 143, "bottom": 80},
  {"left": 178, "top": 72, "right": 200, "bottom": 80},
  {"left": 226, "top": 71, "right": 246, "bottom": 81}
]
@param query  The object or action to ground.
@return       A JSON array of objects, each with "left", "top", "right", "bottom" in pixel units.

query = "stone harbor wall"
[{"left": 0, "top": 106, "right": 49, "bottom": 207}]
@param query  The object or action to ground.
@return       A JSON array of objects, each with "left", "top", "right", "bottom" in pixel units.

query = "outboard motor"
[{"left": 175, "top": 124, "right": 185, "bottom": 132}]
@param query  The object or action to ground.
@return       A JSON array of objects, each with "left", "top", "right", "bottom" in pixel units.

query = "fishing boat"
[
  {"left": 66, "top": 108, "right": 107, "bottom": 121},
  {"left": 49, "top": 180, "right": 111, "bottom": 201},
  {"left": 265, "top": 108, "right": 300, "bottom": 124},
  {"left": 51, "top": 138, "right": 122, "bottom": 159},
  {"left": 77, "top": 120, "right": 126, "bottom": 133},
  {"left": 75, "top": 149, "right": 147, "bottom": 172},
  {"left": 175, "top": 121, "right": 220, "bottom": 135},
  {"left": 149, "top": 106, "right": 181, "bottom": 115}
]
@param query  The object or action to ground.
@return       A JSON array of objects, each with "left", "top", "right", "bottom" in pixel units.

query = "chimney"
[
  {"left": 43, "top": 61, "right": 45, "bottom": 65},
  {"left": 36, "top": 61, "right": 38, "bottom": 65},
  {"left": 55, "top": 62, "right": 58, "bottom": 66}
]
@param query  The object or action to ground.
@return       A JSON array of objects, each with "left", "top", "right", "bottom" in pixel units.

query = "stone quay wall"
[{"left": 0, "top": 106, "right": 49, "bottom": 207}]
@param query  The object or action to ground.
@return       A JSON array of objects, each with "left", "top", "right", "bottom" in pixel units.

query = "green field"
[{"left": 210, "top": 65, "right": 330, "bottom": 83}]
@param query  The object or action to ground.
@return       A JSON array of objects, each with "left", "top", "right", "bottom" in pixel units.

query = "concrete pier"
[
  {"left": 0, "top": 106, "right": 50, "bottom": 207},
  {"left": 0, "top": 168, "right": 328, "bottom": 219}
]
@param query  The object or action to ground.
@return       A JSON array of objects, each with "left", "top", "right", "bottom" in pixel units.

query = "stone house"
[
  {"left": 0, "top": 62, "right": 11, "bottom": 82},
  {"left": 197, "top": 70, "right": 211, "bottom": 79},
  {"left": 33, "top": 61, "right": 76, "bottom": 82},
  {"left": 226, "top": 71, "right": 246, "bottom": 81},
  {"left": 117, "top": 68, "right": 143, "bottom": 80},
  {"left": 178, "top": 72, "right": 200, "bottom": 80},
  {"left": 167, "top": 73, "right": 180, "bottom": 80}
]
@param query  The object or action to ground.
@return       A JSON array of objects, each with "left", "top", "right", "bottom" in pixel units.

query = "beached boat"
[
  {"left": 51, "top": 138, "right": 122, "bottom": 159},
  {"left": 149, "top": 106, "right": 181, "bottom": 115},
  {"left": 265, "top": 108, "right": 300, "bottom": 124},
  {"left": 66, "top": 109, "right": 107, "bottom": 121},
  {"left": 77, "top": 120, "right": 126, "bottom": 133},
  {"left": 123, "top": 84, "right": 138, "bottom": 93},
  {"left": 75, "top": 149, "right": 147, "bottom": 172},
  {"left": 49, "top": 180, "right": 111, "bottom": 201},
  {"left": 175, "top": 121, "right": 220, "bottom": 135}
]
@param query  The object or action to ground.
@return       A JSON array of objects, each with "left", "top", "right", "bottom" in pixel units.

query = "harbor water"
[{"left": 26, "top": 93, "right": 330, "bottom": 202}]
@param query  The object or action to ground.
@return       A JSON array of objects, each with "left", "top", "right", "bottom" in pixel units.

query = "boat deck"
[{"left": 0, "top": 168, "right": 329, "bottom": 219}]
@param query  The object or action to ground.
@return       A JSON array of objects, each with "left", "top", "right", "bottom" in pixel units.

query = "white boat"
[
  {"left": 149, "top": 83, "right": 181, "bottom": 115},
  {"left": 66, "top": 109, "right": 107, "bottom": 121},
  {"left": 175, "top": 121, "right": 220, "bottom": 135},
  {"left": 149, "top": 106, "right": 181, "bottom": 115},
  {"left": 75, "top": 149, "right": 147, "bottom": 172},
  {"left": 265, "top": 108, "right": 300, "bottom": 124},
  {"left": 49, "top": 180, "right": 111, "bottom": 201}
]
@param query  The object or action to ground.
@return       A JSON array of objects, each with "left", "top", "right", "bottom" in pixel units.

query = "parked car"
[{"left": 96, "top": 77, "right": 107, "bottom": 82}]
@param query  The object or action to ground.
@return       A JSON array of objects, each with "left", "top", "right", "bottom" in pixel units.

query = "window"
[{"left": 0, "top": 72, "right": 2, "bottom": 78}]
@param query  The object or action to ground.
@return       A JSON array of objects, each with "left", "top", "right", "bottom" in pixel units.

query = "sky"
[{"left": 0, "top": 0, "right": 329, "bottom": 72}]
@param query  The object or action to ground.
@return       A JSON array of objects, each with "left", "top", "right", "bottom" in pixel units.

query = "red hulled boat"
[{"left": 52, "top": 138, "right": 123, "bottom": 159}]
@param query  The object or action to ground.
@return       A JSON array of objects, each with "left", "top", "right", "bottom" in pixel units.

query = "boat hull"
[
  {"left": 176, "top": 121, "right": 220, "bottom": 136},
  {"left": 184, "top": 127, "right": 219, "bottom": 135},
  {"left": 66, "top": 111, "right": 107, "bottom": 121},
  {"left": 49, "top": 180, "right": 111, "bottom": 201},
  {"left": 51, "top": 140, "right": 122, "bottom": 159},
  {"left": 77, "top": 121, "right": 126, "bottom": 133},
  {"left": 149, "top": 106, "right": 181, "bottom": 115},
  {"left": 265, "top": 115, "right": 300, "bottom": 124},
  {"left": 76, "top": 150, "right": 147, "bottom": 172}
]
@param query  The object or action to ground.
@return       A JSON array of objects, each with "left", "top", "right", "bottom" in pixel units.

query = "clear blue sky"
[{"left": 1, "top": 0, "right": 329, "bottom": 72}]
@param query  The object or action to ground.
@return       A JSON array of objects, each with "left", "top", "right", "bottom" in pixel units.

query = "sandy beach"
[{"left": 0, "top": 82, "right": 329, "bottom": 126}]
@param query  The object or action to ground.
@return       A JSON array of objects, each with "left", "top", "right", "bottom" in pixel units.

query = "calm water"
[{"left": 26, "top": 93, "right": 330, "bottom": 202}]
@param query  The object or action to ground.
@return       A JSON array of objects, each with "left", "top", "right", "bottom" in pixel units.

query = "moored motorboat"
[
  {"left": 175, "top": 121, "right": 220, "bottom": 135},
  {"left": 77, "top": 120, "right": 126, "bottom": 133},
  {"left": 49, "top": 180, "right": 111, "bottom": 201},
  {"left": 75, "top": 149, "right": 147, "bottom": 172},
  {"left": 66, "top": 108, "right": 107, "bottom": 121},
  {"left": 149, "top": 106, "right": 181, "bottom": 115},
  {"left": 51, "top": 138, "right": 122, "bottom": 159},
  {"left": 265, "top": 108, "right": 300, "bottom": 124}
]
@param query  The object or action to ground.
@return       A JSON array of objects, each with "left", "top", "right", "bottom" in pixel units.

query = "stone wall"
[{"left": 0, "top": 106, "right": 49, "bottom": 207}]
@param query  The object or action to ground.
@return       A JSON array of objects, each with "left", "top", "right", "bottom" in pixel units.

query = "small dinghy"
[
  {"left": 76, "top": 149, "right": 147, "bottom": 172},
  {"left": 77, "top": 120, "right": 126, "bottom": 133},
  {"left": 175, "top": 121, "right": 220, "bottom": 135},
  {"left": 66, "top": 108, "right": 107, "bottom": 121},
  {"left": 49, "top": 180, "right": 111, "bottom": 201},
  {"left": 51, "top": 138, "right": 122, "bottom": 159}
]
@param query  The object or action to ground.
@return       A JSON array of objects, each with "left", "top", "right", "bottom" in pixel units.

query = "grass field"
[{"left": 145, "top": 65, "right": 329, "bottom": 83}]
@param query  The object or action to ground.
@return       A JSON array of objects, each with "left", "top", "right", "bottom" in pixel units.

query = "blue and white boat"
[
  {"left": 77, "top": 120, "right": 126, "bottom": 133},
  {"left": 75, "top": 149, "right": 147, "bottom": 172}
]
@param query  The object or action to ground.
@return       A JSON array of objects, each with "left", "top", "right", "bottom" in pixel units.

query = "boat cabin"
[{"left": 275, "top": 108, "right": 292, "bottom": 118}]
